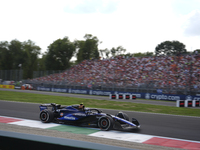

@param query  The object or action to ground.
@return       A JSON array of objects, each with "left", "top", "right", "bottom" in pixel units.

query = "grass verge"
[{"left": 0, "top": 90, "right": 200, "bottom": 117}]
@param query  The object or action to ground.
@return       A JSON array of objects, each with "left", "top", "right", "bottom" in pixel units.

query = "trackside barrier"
[
  {"left": 109, "top": 94, "right": 136, "bottom": 100},
  {"left": 118, "top": 94, "right": 123, "bottom": 99},
  {"left": 176, "top": 100, "right": 200, "bottom": 107},
  {"left": 131, "top": 95, "right": 137, "bottom": 99},
  {"left": 0, "top": 84, "right": 14, "bottom": 89},
  {"left": 176, "top": 100, "right": 185, "bottom": 107},
  {"left": 36, "top": 87, "right": 200, "bottom": 101},
  {"left": 193, "top": 100, "right": 200, "bottom": 107},
  {"left": 109, "top": 94, "right": 117, "bottom": 99},
  {"left": 185, "top": 100, "right": 193, "bottom": 107},
  {"left": 125, "top": 94, "right": 130, "bottom": 99}
]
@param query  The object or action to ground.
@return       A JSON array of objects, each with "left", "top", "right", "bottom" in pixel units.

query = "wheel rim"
[
  {"left": 42, "top": 114, "right": 46, "bottom": 120},
  {"left": 40, "top": 112, "right": 48, "bottom": 121},
  {"left": 102, "top": 121, "right": 106, "bottom": 126},
  {"left": 100, "top": 119, "right": 108, "bottom": 128}
]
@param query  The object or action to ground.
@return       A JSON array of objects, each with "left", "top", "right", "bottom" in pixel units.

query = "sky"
[{"left": 0, "top": 0, "right": 200, "bottom": 57}]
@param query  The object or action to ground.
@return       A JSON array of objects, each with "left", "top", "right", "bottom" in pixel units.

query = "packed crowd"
[{"left": 30, "top": 53, "right": 200, "bottom": 92}]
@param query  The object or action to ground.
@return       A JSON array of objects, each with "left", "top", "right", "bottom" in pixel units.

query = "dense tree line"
[
  {"left": 0, "top": 40, "right": 40, "bottom": 79},
  {"left": 0, "top": 34, "right": 199, "bottom": 80}
]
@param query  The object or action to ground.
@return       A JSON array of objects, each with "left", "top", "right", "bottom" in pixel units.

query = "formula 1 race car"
[{"left": 39, "top": 103, "right": 140, "bottom": 131}]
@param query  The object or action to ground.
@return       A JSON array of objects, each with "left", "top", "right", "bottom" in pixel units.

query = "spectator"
[{"left": 30, "top": 53, "right": 200, "bottom": 93}]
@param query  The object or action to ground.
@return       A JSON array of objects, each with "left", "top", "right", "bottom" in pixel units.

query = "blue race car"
[{"left": 39, "top": 103, "right": 140, "bottom": 131}]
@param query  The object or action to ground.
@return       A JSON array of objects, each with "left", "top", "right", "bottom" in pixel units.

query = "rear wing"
[
  {"left": 39, "top": 103, "right": 61, "bottom": 111},
  {"left": 40, "top": 103, "right": 53, "bottom": 107}
]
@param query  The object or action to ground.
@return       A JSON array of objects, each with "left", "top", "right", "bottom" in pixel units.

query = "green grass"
[{"left": 0, "top": 90, "right": 200, "bottom": 117}]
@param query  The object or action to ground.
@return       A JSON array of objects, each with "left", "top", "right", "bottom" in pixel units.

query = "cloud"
[
  {"left": 184, "top": 10, "right": 200, "bottom": 37},
  {"left": 64, "top": 0, "right": 119, "bottom": 14},
  {"left": 0, "top": 0, "right": 199, "bottom": 54},
  {"left": 171, "top": 0, "right": 200, "bottom": 15}
]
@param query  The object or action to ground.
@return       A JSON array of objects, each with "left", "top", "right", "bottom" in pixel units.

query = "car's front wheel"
[
  {"left": 40, "top": 109, "right": 54, "bottom": 123},
  {"left": 98, "top": 116, "right": 113, "bottom": 131}
]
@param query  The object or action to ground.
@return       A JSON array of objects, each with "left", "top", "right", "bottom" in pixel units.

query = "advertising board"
[
  {"left": 36, "top": 86, "right": 200, "bottom": 101},
  {"left": 0, "top": 85, "right": 14, "bottom": 89}
]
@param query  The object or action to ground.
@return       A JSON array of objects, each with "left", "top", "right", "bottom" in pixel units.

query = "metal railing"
[{"left": 0, "top": 70, "right": 23, "bottom": 81}]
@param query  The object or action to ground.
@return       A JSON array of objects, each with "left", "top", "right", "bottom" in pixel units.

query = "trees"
[
  {"left": 9, "top": 39, "right": 26, "bottom": 70},
  {"left": 22, "top": 40, "right": 41, "bottom": 79},
  {"left": 104, "top": 48, "right": 110, "bottom": 58},
  {"left": 194, "top": 49, "right": 200, "bottom": 54},
  {"left": 110, "top": 46, "right": 126, "bottom": 57},
  {"left": 1, "top": 35, "right": 193, "bottom": 81},
  {"left": 0, "top": 40, "right": 41, "bottom": 79},
  {"left": 45, "top": 37, "right": 76, "bottom": 70},
  {"left": 76, "top": 34, "right": 100, "bottom": 63},
  {"left": 0, "top": 41, "right": 12, "bottom": 70},
  {"left": 98, "top": 48, "right": 110, "bottom": 59},
  {"left": 98, "top": 46, "right": 126, "bottom": 59},
  {"left": 133, "top": 52, "right": 154, "bottom": 57},
  {"left": 155, "top": 41, "right": 187, "bottom": 56}
]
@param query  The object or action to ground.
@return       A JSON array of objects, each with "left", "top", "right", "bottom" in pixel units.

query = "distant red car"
[{"left": 21, "top": 84, "right": 33, "bottom": 90}]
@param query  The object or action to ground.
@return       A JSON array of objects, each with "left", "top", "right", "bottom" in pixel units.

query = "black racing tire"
[
  {"left": 98, "top": 116, "right": 113, "bottom": 131},
  {"left": 40, "top": 109, "right": 54, "bottom": 123}
]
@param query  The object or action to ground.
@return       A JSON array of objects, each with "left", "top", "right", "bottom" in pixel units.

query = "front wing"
[{"left": 112, "top": 116, "right": 140, "bottom": 130}]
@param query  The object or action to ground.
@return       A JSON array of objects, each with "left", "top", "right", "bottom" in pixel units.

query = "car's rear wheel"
[
  {"left": 98, "top": 116, "right": 113, "bottom": 131},
  {"left": 40, "top": 109, "right": 54, "bottom": 123}
]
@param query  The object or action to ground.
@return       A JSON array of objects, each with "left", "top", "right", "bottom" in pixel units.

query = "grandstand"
[{"left": 29, "top": 53, "right": 200, "bottom": 95}]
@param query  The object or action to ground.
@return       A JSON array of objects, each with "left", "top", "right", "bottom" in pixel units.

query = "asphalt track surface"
[{"left": 0, "top": 88, "right": 200, "bottom": 142}]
